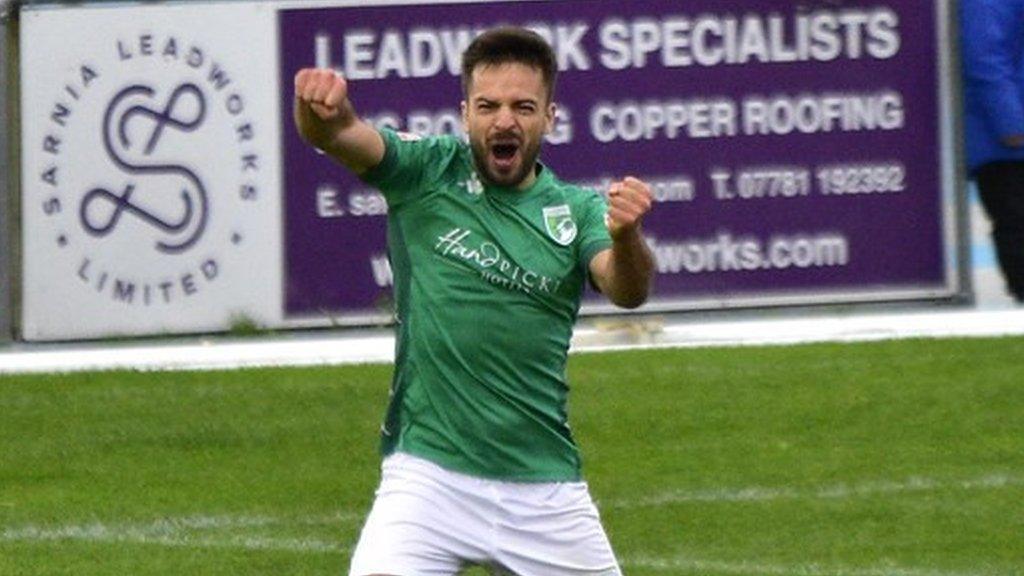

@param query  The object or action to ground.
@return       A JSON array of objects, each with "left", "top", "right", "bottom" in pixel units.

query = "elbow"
[
  {"left": 616, "top": 299, "right": 646, "bottom": 310},
  {"left": 611, "top": 289, "right": 649, "bottom": 310}
]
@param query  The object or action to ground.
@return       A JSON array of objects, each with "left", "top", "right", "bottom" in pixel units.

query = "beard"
[{"left": 468, "top": 132, "right": 543, "bottom": 189}]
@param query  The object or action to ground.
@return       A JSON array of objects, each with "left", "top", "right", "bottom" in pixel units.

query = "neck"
[{"left": 516, "top": 165, "right": 539, "bottom": 190}]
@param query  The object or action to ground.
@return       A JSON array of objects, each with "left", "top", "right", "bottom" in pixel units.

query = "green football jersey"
[{"left": 361, "top": 128, "right": 613, "bottom": 482}]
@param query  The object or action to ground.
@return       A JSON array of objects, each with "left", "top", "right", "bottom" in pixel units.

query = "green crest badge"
[{"left": 543, "top": 204, "right": 577, "bottom": 246}]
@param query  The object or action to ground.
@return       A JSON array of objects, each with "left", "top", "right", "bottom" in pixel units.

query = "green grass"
[{"left": 1, "top": 337, "right": 1023, "bottom": 575}]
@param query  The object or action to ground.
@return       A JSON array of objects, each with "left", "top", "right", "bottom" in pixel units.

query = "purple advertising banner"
[{"left": 279, "top": 0, "right": 950, "bottom": 320}]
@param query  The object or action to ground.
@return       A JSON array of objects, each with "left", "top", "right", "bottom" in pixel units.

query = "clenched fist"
[
  {"left": 295, "top": 68, "right": 349, "bottom": 119},
  {"left": 293, "top": 68, "right": 357, "bottom": 150},
  {"left": 606, "top": 177, "right": 653, "bottom": 240}
]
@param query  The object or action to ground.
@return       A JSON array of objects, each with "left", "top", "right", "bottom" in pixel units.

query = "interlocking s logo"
[{"left": 80, "top": 83, "right": 209, "bottom": 253}]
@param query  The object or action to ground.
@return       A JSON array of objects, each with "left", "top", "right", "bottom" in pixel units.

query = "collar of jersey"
[{"left": 484, "top": 162, "right": 553, "bottom": 204}]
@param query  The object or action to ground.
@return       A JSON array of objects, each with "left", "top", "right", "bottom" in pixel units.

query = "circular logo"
[{"left": 34, "top": 33, "right": 263, "bottom": 307}]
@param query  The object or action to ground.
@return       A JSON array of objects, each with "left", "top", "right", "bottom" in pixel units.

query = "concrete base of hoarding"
[{"left": 1, "top": 298, "right": 1021, "bottom": 375}]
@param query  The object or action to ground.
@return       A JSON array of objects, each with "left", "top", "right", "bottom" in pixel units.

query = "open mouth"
[{"left": 490, "top": 142, "right": 519, "bottom": 167}]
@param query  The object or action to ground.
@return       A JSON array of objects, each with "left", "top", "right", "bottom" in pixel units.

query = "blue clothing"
[{"left": 962, "top": 0, "right": 1024, "bottom": 172}]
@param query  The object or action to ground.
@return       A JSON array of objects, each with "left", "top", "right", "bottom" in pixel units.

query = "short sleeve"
[
  {"left": 360, "top": 128, "right": 460, "bottom": 209},
  {"left": 576, "top": 190, "right": 613, "bottom": 269}
]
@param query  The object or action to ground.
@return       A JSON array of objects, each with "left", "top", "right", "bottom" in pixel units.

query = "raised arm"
[
  {"left": 589, "top": 177, "right": 655, "bottom": 309},
  {"left": 293, "top": 68, "right": 386, "bottom": 175}
]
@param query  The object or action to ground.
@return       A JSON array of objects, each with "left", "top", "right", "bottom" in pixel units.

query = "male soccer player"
[{"left": 294, "top": 26, "right": 654, "bottom": 575}]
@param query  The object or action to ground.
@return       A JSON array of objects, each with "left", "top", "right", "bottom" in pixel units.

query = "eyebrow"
[{"left": 473, "top": 96, "right": 539, "bottom": 107}]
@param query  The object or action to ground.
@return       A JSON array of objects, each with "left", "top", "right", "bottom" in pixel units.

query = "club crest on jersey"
[
  {"left": 461, "top": 171, "right": 484, "bottom": 196},
  {"left": 543, "top": 204, "right": 577, "bottom": 246}
]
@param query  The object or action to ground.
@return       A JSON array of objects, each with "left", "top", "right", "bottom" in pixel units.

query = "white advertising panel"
[{"left": 20, "top": 2, "right": 283, "bottom": 340}]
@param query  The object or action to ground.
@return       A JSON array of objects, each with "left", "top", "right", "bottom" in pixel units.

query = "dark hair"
[{"left": 461, "top": 27, "right": 558, "bottom": 102}]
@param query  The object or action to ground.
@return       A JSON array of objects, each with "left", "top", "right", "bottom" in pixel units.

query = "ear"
[
  {"left": 461, "top": 100, "right": 469, "bottom": 128},
  {"left": 544, "top": 101, "right": 557, "bottom": 134}
]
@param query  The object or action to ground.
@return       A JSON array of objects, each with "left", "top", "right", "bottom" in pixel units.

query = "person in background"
[
  {"left": 294, "top": 26, "right": 654, "bottom": 575},
  {"left": 962, "top": 0, "right": 1024, "bottom": 303}
]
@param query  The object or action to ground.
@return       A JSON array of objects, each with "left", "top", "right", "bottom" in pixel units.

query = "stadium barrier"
[
  {"left": 9, "top": 0, "right": 970, "bottom": 341},
  {"left": 1, "top": 4, "right": 13, "bottom": 342}
]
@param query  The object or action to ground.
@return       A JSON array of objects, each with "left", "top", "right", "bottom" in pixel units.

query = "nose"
[{"left": 494, "top": 106, "right": 516, "bottom": 130}]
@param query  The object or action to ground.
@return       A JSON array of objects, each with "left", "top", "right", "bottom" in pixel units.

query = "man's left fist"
[{"left": 606, "top": 176, "right": 653, "bottom": 240}]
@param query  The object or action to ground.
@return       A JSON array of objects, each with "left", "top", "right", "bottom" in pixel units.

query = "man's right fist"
[
  {"left": 294, "top": 68, "right": 349, "bottom": 121},
  {"left": 291, "top": 67, "right": 384, "bottom": 172}
]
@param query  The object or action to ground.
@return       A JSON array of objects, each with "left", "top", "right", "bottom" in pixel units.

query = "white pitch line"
[
  {"left": 170, "top": 533, "right": 350, "bottom": 555},
  {"left": 0, "top": 524, "right": 995, "bottom": 576},
  {"left": 3, "top": 507, "right": 1016, "bottom": 576},
  {"left": 2, "top": 472, "right": 1020, "bottom": 576},
  {"left": 4, "top": 472, "right": 1020, "bottom": 545},
  {"left": 0, "top": 522, "right": 993, "bottom": 576},
  {"left": 621, "top": 555, "right": 999, "bottom": 576},
  {"left": 604, "top": 472, "right": 1024, "bottom": 509},
  {"left": 0, "top": 511, "right": 360, "bottom": 547}
]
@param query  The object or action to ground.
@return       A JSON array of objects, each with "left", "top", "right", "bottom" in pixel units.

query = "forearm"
[
  {"left": 603, "top": 229, "right": 654, "bottom": 309},
  {"left": 591, "top": 176, "right": 655, "bottom": 308},
  {"left": 294, "top": 100, "right": 382, "bottom": 173}
]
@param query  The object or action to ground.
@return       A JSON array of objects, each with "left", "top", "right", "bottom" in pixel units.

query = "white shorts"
[{"left": 348, "top": 452, "right": 622, "bottom": 576}]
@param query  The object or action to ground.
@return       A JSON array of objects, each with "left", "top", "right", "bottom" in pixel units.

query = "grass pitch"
[{"left": 1, "top": 336, "right": 1023, "bottom": 575}]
